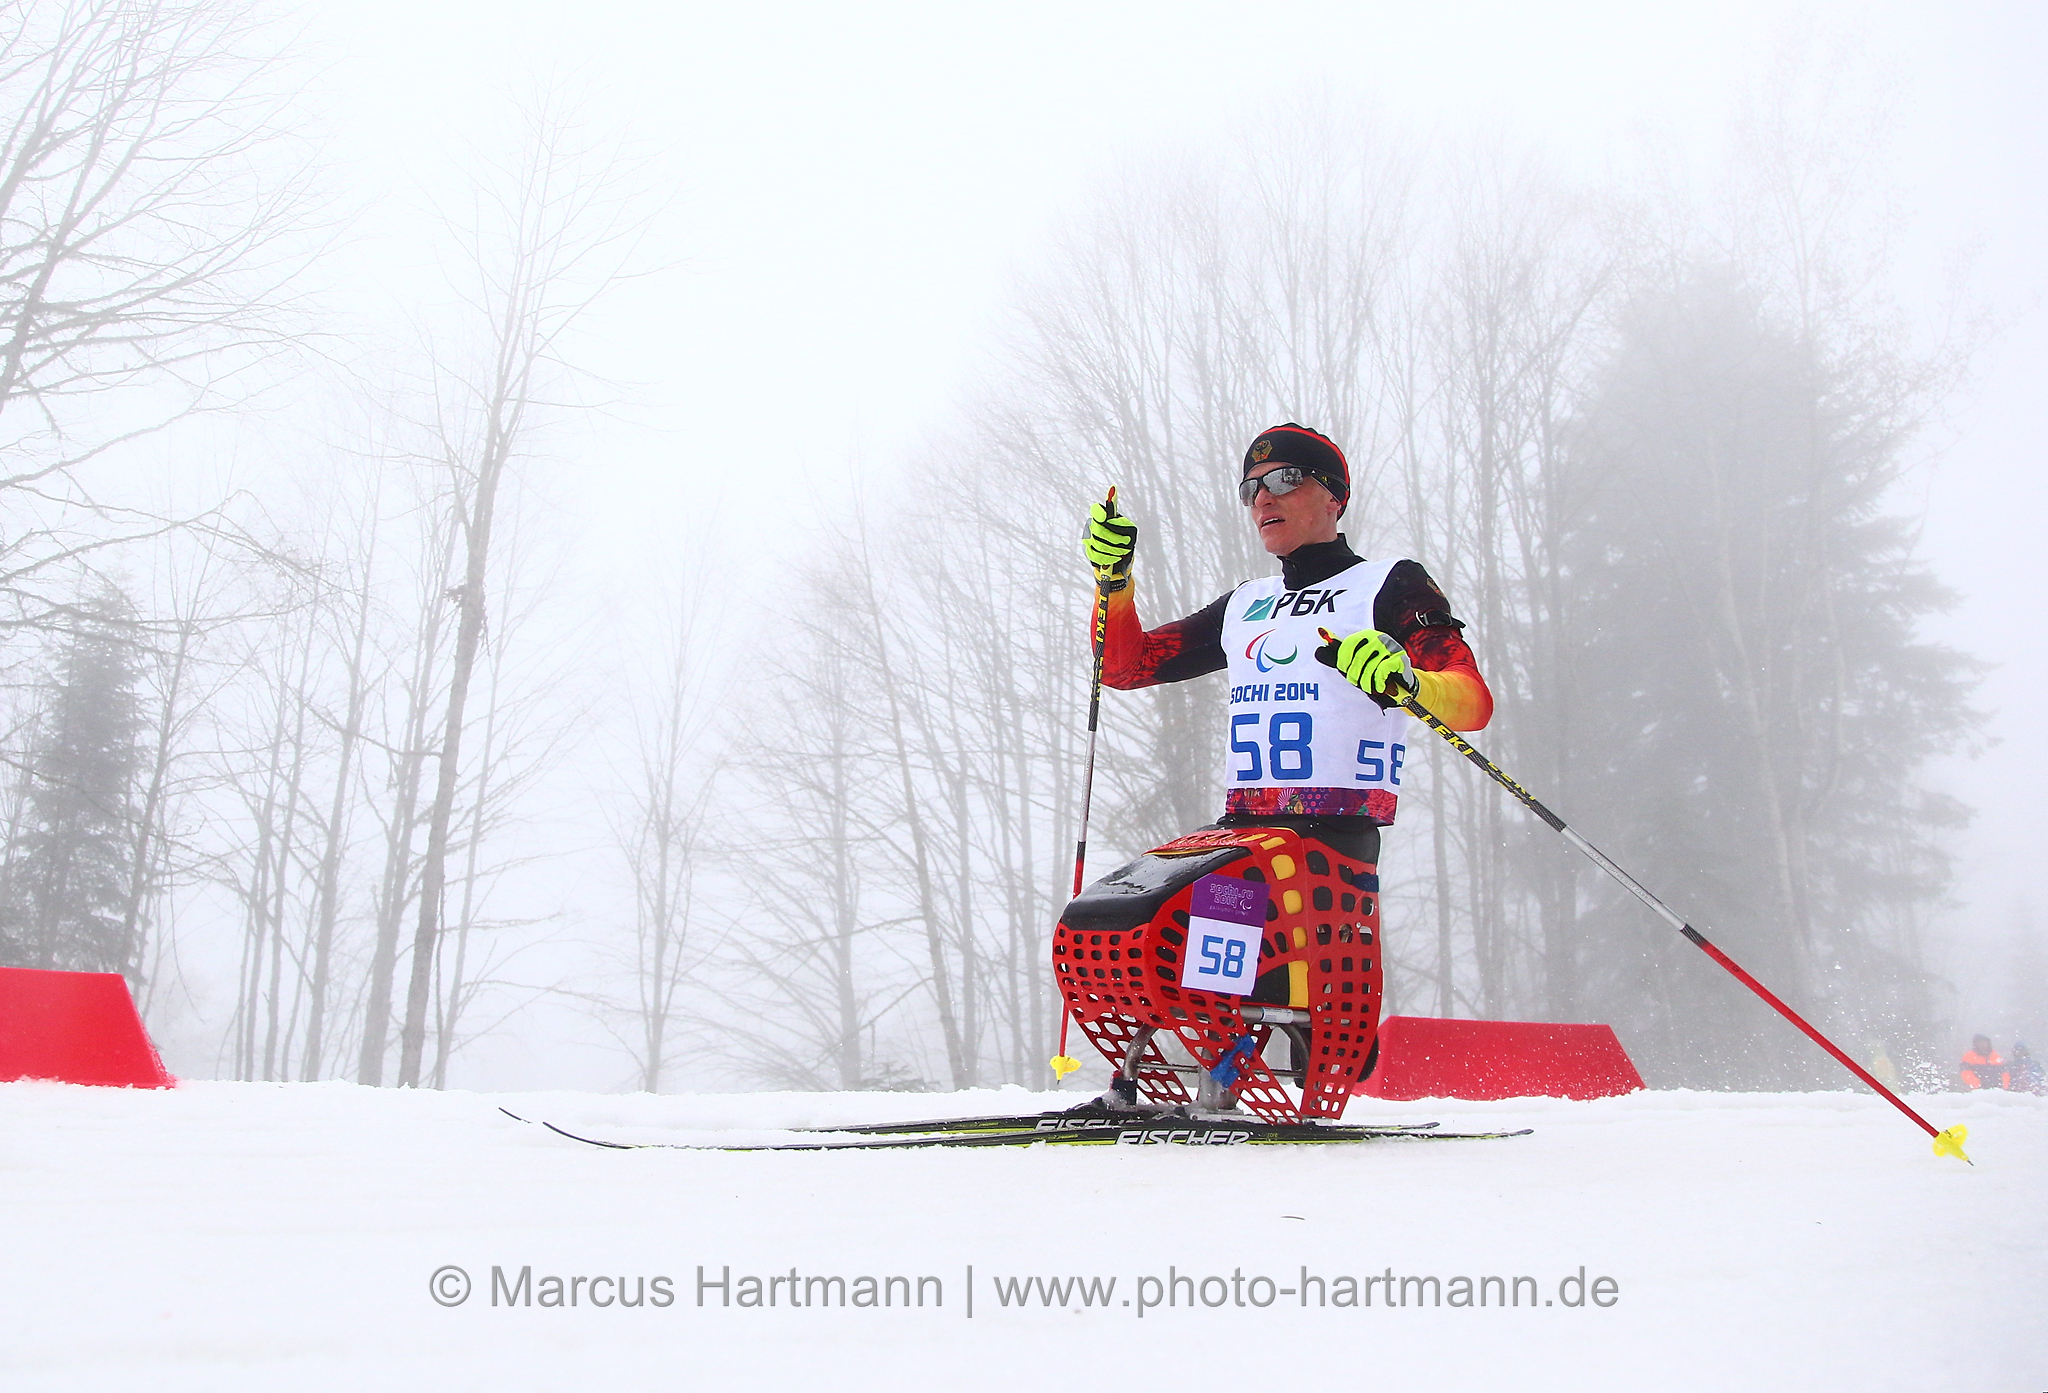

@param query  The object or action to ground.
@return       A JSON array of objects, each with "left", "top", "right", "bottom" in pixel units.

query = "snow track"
[{"left": 0, "top": 1080, "right": 2040, "bottom": 1390}]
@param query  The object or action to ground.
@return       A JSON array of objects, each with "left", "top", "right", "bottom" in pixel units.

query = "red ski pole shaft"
[
  {"left": 1680, "top": 929, "right": 1935, "bottom": 1138},
  {"left": 1336, "top": 642, "right": 1956, "bottom": 1149}
]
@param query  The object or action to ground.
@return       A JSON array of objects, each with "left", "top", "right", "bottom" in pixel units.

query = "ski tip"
[
  {"left": 1931, "top": 1123, "right": 1971, "bottom": 1165},
  {"left": 1049, "top": 1054, "right": 1082, "bottom": 1081},
  {"left": 543, "top": 1120, "right": 635, "bottom": 1150},
  {"left": 498, "top": 1106, "right": 530, "bottom": 1124}
]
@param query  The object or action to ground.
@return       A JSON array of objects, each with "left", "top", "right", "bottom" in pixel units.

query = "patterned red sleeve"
[
  {"left": 1099, "top": 586, "right": 1231, "bottom": 689},
  {"left": 1375, "top": 560, "right": 1492, "bottom": 731},
  {"left": 1405, "top": 625, "right": 1493, "bottom": 731}
]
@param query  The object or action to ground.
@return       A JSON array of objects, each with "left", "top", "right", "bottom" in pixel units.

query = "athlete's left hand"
[{"left": 1315, "top": 627, "right": 1414, "bottom": 698}]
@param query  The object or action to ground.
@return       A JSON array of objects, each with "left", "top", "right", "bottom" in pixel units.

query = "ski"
[
  {"left": 501, "top": 1108, "right": 1530, "bottom": 1152},
  {"left": 787, "top": 1107, "right": 1443, "bottom": 1138},
  {"left": 503, "top": 1104, "right": 1443, "bottom": 1140}
]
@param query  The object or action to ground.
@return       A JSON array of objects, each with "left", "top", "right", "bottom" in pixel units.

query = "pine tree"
[
  {"left": 0, "top": 587, "right": 145, "bottom": 979},
  {"left": 1558, "top": 270, "right": 1973, "bottom": 1087}
]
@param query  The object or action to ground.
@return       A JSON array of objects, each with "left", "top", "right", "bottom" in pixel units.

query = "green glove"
[
  {"left": 1082, "top": 489, "right": 1135, "bottom": 591},
  {"left": 1315, "top": 627, "right": 1414, "bottom": 699}
]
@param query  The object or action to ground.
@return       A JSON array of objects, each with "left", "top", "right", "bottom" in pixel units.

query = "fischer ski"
[
  {"left": 500, "top": 1107, "right": 1529, "bottom": 1151},
  {"left": 787, "top": 1107, "right": 1443, "bottom": 1138}
]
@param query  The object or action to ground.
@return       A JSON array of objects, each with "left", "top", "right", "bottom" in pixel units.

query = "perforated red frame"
[{"left": 1053, "top": 826, "right": 1383, "bottom": 1122}]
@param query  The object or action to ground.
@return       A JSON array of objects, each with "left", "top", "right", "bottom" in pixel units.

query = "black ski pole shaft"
[
  {"left": 1054, "top": 487, "right": 1119, "bottom": 1079},
  {"left": 1333, "top": 639, "right": 1968, "bottom": 1160},
  {"left": 1072, "top": 582, "right": 1109, "bottom": 898}
]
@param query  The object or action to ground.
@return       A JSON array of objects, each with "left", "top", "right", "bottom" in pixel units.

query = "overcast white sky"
[{"left": 266, "top": 1, "right": 2047, "bottom": 1074}]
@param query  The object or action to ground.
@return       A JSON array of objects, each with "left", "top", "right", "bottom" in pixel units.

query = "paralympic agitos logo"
[{"left": 1244, "top": 629, "right": 1297, "bottom": 672}]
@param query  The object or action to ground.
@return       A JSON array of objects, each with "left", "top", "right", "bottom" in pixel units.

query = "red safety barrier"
[
  {"left": 0, "top": 966, "right": 174, "bottom": 1088},
  {"left": 1353, "top": 1015, "right": 1641, "bottom": 1102}
]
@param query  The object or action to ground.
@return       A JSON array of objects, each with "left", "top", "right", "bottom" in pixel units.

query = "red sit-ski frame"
[{"left": 1053, "top": 826, "right": 1383, "bottom": 1123}]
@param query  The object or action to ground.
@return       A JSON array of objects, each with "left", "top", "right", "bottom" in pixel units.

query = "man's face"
[
  {"left": 1975, "top": 1037, "right": 1992, "bottom": 1054},
  {"left": 1244, "top": 462, "right": 1343, "bottom": 556}
]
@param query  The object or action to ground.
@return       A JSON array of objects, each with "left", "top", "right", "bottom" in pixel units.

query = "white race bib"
[{"left": 1219, "top": 560, "right": 1413, "bottom": 811}]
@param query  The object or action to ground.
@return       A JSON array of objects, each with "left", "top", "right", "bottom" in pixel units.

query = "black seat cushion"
[{"left": 1058, "top": 845, "right": 1251, "bottom": 936}]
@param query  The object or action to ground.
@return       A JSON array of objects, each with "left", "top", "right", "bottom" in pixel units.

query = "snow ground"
[{"left": 0, "top": 1079, "right": 2040, "bottom": 1392}]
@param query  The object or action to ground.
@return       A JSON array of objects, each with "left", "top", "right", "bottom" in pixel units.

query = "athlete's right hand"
[
  {"left": 1082, "top": 488, "right": 1135, "bottom": 590},
  {"left": 1316, "top": 626, "right": 1415, "bottom": 699}
]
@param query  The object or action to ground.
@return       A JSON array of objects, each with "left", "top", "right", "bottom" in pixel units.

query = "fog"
[{"left": 3, "top": 0, "right": 2042, "bottom": 1094}]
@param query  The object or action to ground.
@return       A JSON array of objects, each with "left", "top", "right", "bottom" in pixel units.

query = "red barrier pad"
[
  {"left": 0, "top": 966, "right": 174, "bottom": 1088},
  {"left": 1353, "top": 1015, "right": 1641, "bottom": 1101}
]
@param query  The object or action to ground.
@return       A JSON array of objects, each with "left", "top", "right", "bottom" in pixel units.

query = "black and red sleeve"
[
  {"left": 1099, "top": 586, "right": 1231, "bottom": 689},
  {"left": 1373, "top": 561, "right": 1493, "bottom": 731}
]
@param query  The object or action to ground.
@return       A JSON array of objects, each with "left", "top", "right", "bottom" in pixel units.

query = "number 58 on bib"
[{"left": 1183, "top": 873, "right": 1270, "bottom": 997}]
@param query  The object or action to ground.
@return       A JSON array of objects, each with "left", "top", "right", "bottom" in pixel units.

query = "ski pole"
[
  {"left": 1323, "top": 630, "right": 1971, "bottom": 1163},
  {"left": 1051, "top": 487, "right": 1120, "bottom": 1083}
]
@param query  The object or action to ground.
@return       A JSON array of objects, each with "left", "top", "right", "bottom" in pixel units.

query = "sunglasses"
[{"left": 1237, "top": 465, "right": 1317, "bottom": 506}]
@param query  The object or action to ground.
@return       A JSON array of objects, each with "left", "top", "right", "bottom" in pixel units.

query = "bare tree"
[
  {"left": 0, "top": 0, "right": 310, "bottom": 635},
  {"left": 298, "top": 490, "right": 380, "bottom": 1080},
  {"left": 1389, "top": 149, "right": 1611, "bottom": 1021},
  {"left": 723, "top": 543, "right": 936, "bottom": 1092},
  {"left": 601, "top": 588, "right": 714, "bottom": 1093},
  {"left": 123, "top": 535, "right": 253, "bottom": 1014},
  {"left": 355, "top": 482, "right": 456, "bottom": 1085},
  {"left": 394, "top": 96, "right": 646, "bottom": 1086},
  {"left": 427, "top": 495, "right": 584, "bottom": 1089}
]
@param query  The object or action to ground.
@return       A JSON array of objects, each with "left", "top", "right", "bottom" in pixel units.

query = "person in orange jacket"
[{"left": 1959, "top": 1034, "right": 2009, "bottom": 1090}]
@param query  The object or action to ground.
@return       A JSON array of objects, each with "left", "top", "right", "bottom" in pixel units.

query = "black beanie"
[{"left": 1242, "top": 424, "right": 1350, "bottom": 513}]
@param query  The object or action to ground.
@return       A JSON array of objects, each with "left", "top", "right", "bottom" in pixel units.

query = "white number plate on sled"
[{"left": 1182, "top": 873, "right": 1268, "bottom": 997}]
